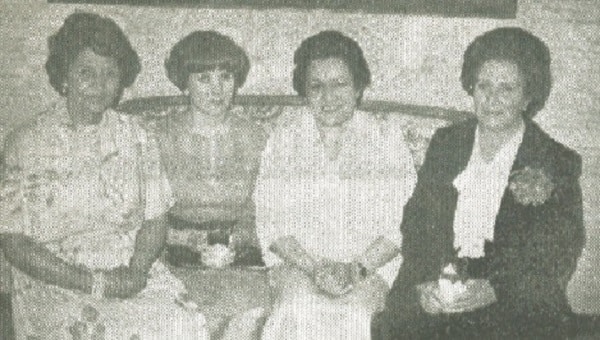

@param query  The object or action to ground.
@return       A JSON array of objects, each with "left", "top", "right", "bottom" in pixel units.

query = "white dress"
[
  {"left": 0, "top": 101, "right": 209, "bottom": 340},
  {"left": 254, "top": 107, "right": 417, "bottom": 340}
]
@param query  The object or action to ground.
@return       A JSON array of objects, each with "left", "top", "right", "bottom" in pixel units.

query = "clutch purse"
[{"left": 166, "top": 214, "right": 236, "bottom": 267}]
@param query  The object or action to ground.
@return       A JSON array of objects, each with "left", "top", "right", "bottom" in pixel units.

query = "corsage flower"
[
  {"left": 437, "top": 250, "right": 469, "bottom": 305},
  {"left": 508, "top": 166, "right": 554, "bottom": 206}
]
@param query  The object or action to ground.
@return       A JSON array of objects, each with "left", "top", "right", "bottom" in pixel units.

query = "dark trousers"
[{"left": 371, "top": 306, "right": 575, "bottom": 340}]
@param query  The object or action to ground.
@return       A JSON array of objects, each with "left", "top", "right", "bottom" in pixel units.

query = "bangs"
[{"left": 184, "top": 58, "right": 239, "bottom": 75}]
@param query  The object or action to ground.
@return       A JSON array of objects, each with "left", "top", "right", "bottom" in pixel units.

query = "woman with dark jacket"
[{"left": 373, "top": 27, "right": 585, "bottom": 339}]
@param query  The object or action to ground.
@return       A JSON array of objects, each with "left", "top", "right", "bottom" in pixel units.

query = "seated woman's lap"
[{"left": 268, "top": 264, "right": 388, "bottom": 315}]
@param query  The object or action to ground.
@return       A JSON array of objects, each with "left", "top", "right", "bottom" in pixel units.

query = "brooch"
[{"left": 508, "top": 166, "right": 554, "bottom": 206}]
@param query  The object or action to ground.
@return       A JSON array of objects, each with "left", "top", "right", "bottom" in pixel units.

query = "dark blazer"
[{"left": 374, "top": 119, "right": 585, "bottom": 339}]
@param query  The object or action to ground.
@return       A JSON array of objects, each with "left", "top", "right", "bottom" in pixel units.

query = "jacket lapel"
[
  {"left": 430, "top": 120, "right": 477, "bottom": 262},
  {"left": 435, "top": 119, "right": 477, "bottom": 185},
  {"left": 489, "top": 120, "right": 549, "bottom": 255},
  {"left": 510, "top": 120, "right": 547, "bottom": 174}
]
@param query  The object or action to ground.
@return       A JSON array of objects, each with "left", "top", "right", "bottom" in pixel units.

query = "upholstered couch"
[
  {"left": 1, "top": 95, "right": 598, "bottom": 338},
  {"left": 119, "top": 94, "right": 472, "bottom": 168},
  {"left": 117, "top": 94, "right": 471, "bottom": 336}
]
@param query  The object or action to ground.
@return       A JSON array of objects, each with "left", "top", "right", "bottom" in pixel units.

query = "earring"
[{"left": 61, "top": 82, "right": 68, "bottom": 95}]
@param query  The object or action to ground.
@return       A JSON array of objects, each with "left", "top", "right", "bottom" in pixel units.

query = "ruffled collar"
[
  {"left": 265, "top": 107, "right": 391, "bottom": 179},
  {"left": 173, "top": 106, "right": 246, "bottom": 138}
]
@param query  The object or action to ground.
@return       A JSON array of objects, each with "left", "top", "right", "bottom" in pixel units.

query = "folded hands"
[
  {"left": 416, "top": 279, "right": 497, "bottom": 314},
  {"left": 312, "top": 260, "right": 364, "bottom": 297}
]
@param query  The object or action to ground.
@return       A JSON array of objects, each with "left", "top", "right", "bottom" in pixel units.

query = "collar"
[
  {"left": 49, "top": 100, "right": 111, "bottom": 132},
  {"left": 182, "top": 108, "right": 233, "bottom": 138},
  {"left": 471, "top": 119, "right": 526, "bottom": 167}
]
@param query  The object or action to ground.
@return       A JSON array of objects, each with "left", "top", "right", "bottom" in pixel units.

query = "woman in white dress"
[
  {"left": 254, "top": 30, "right": 418, "bottom": 340},
  {"left": 0, "top": 12, "right": 208, "bottom": 340}
]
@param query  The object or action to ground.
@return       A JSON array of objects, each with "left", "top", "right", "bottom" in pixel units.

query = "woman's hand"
[
  {"left": 416, "top": 279, "right": 497, "bottom": 314},
  {"left": 103, "top": 266, "right": 148, "bottom": 299},
  {"left": 313, "top": 261, "right": 355, "bottom": 296},
  {"left": 447, "top": 279, "right": 497, "bottom": 313},
  {"left": 416, "top": 281, "right": 445, "bottom": 314}
]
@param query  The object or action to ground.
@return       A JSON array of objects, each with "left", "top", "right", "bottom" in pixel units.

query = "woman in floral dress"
[{"left": 0, "top": 12, "right": 208, "bottom": 340}]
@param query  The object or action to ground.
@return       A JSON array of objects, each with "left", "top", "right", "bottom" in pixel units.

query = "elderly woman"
[
  {"left": 373, "top": 27, "right": 585, "bottom": 339},
  {"left": 254, "top": 30, "right": 417, "bottom": 339},
  {"left": 0, "top": 13, "right": 209, "bottom": 339},
  {"left": 157, "top": 31, "right": 267, "bottom": 268}
]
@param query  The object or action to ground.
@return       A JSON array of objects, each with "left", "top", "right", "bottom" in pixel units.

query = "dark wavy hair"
[
  {"left": 293, "top": 30, "right": 371, "bottom": 103},
  {"left": 165, "top": 31, "right": 250, "bottom": 91},
  {"left": 45, "top": 12, "right": 141, "bottom": 100},
  {"left": 461, "top": 27, "right": 552, "bottom": 119}
]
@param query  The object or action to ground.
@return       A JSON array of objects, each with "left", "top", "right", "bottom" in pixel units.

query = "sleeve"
[
  {"left": 378, "top": 128, "right": 454, "bottom": 334},
  {"left": 491, "top": 151, "right": 585, "bottom": 316},
  {"left": 137, "top": 119, "right": 174, "bottom": 221},
  {"left": 369, "top": 117, "right": 418, "bottom": 286},
  {"left": 252, "top": 109, "right": 302, "bottom": 268},
  {"left": 379, "top": 116, "right": 418, "bottom": 248},
  {"left": 0, "top": 131, "right": 28, "bottom": 234},
  {"left": 228, "top": 117, "right": 268, "bottom": 249},
  {"left": 252, "top": 131, "right": 284, "bottom": 268},
  {"left": 396, "top": 125, "right": 456, "bottom": 285}
]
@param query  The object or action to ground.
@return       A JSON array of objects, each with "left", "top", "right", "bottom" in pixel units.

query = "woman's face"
[
  {"left": 305, "top": 57, "right": 360, "bottom": 127},
  {"left": 473, "top": 59, "right": 530, "bottom": 132},
  {"left": 66, "top": 48, "right": 121, "bottom": 123},
  {"left": 187, "top": 68, "right": 236, "bottom": 118}
]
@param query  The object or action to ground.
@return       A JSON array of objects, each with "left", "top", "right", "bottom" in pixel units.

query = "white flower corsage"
[
  {"left": 438, "top": 263, "right": 468, "bottom": 305},
  {"left": 201, "top": 244, "right": 235, "bottom": 268},
  {"left": 508, "top": 166, "right": 555, "bottom": 206}
]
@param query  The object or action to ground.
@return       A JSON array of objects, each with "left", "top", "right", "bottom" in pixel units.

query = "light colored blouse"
[
  {"left": 452, "top": 122, "right": 525, "bottom": 258},
  {"left": 254, "top": 107, "right": 417, "bottom": 285},
  {"left": 152, "top": 106, "right": 267, "bottom": 224}
]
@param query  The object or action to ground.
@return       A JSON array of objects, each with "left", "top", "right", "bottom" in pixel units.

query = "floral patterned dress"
[{"left": 0, "top": 101, "right": 209, "bottom": 340}]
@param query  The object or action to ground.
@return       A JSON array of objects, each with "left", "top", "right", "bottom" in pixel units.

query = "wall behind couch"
[{"left": 1, "top": 0, "right": 599, "bottom": 313}]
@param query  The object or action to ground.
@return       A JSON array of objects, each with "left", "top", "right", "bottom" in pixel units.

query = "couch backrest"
[
  {"left": 119, "top": 94, "right": 472, "bottom": 121},
  {"left": 119, "top": 94, "right": 473, "bottom": 168}
]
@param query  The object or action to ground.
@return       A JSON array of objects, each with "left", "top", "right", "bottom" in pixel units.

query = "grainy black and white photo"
[{"left": 0, "top": 0, "right": 598, "bottom": 339}]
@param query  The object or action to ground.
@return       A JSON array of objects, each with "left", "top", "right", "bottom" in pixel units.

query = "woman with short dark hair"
[
  {"left": 460, "top": 26, "right": 552, "bottom": 120},
  {"left": 374, "top": 27, "right": 585, "bottom": 339},
  {"left": 292, "top": 30, "right": 371, "bottom": 102},
  {"left": 0, "top": 12, "right": 209, "bottom": 339},
  {"left": 156, "top": 31, "right": 267, "bottom": 269},
  {"left": 165, "top": 31, "right": 250, "bottom": 91},
  {"left": 255, "top": 30, "right": 417, "bottom": 340},
  {"left": 45, "top": 12, "right": 141, "bottom": 102}
]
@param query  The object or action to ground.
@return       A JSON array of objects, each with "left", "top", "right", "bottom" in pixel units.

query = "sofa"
[
  {"left": 1, "top": 95, "right": 598, "bottom": 338},
  {"left": 117, "top": 94, "right": 471, "bottom": 336},
  {"left": 119, "top": 94, "right": 472, "bottom": 168}
]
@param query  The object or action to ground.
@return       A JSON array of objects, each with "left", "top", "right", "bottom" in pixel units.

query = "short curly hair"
[
  {"left": 165, "top": 31, "right": 250, "bottom": 91},
  {"left": 461, "top": 27, "right": 552, "bottom": 119},
  {"left": 45, "top": 12, "right": 141, "bottom": 97},
  {"left": 293, "top": 31, "right": 371, "bottom": 103}
]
